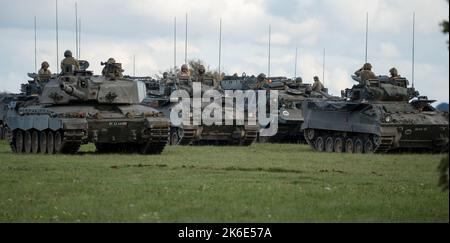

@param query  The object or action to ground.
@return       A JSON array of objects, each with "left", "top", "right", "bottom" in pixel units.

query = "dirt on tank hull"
[
  {"left": 301, "top": 76, "right": 449, "bottom": 153},
  {"left": 5, "top": 61, "right": 169, "bottom": 154}
]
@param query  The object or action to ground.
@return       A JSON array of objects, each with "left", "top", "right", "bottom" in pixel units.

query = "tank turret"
[
  {"left": 5, "top": 57, "right": 169, "bottom": 155},
  {"left": 301, "top": 73, "right": 449, "bottom": 153}
]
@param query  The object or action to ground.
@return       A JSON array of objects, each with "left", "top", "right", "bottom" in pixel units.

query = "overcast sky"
[{"left": 0, "top": 0, "right": 448, "bottom": 103}]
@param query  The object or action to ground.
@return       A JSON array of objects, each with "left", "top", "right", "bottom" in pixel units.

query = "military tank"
[
  {"left": 0, "top": 77, "right": 43, "bottom": 140},
  {"left": 301, "top": 75, "right": 449, "bottom": 153},
  {"left": 142, "top": 71, "right": 258, "bottom": 146},
  {"left": 5, "top": 60, "right": 169, "bottom": 154},
  {"left": 220, "top": 74, "right": 336, "bottom": 143}
]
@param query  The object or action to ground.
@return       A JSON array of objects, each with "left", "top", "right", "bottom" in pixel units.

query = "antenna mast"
[
  {"left": 185, "top": 13, "right": 188, "bottom": 65},
  {"left": 412, "top": 12, "right": 415, "bottom": 88},
  {"left": 294, "top": 47, "right": 298, "bottom": 78},
  {"left": 219, "top": 18, "right": 222, "bottom": 75},
  {"left": 174, "top": 17, "right": 177, "bottom": 69},
  {"left": 323, "top": 48, "right": 326, "bottom": 86},
  {"left": 56, "top": 0, "right": 59, "bottom": 73},
  {"left": 34, "top": 16, "right": 37, "bottom": 73},
  {"left": 78, "top": 18, "right": 81, "bottom": 59},
  {"left": 75, "top": 2, "right": 78, "bottom": 59},
  {"left": 268, "top": 25, "right": 271, "bottom": 78},
  {"left": 133, "top": 55, "right": 136, "bottom": 76},
  {"left": 365, "top": 12, "right": 369, "bottom": 63}
]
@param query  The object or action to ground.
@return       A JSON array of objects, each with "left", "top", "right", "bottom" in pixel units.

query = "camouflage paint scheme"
[
  {"left": 5, "top": 61, "right": 169, "bottom": 154},
  {"left": 141, "top": 73, "right": 258, "bottom": 146},
  {"left": 301, "top": 75, "right": 449, "bottom": 153}
]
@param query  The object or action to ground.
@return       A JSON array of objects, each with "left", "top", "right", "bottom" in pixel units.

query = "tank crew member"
[
  {"left": 255, "top": 73, "right": 267, "bottom": 89},
  {"left": 311, "top": 76, "right": 324, "bottom": 92},
  {"left": 60, "top": 50, "right": 80, "bottom": 74},
  {"left": 38, "top": 61, "right": 52, "bottom": 84},
  {"left": 354, "top": 63, "right": 376, "bottom": 85},
  {"left": 180, "top": 64, "right": 190, "bottom": 77},
  {"left": 388, "top": 67, "right": 409, "bottom": 87},
  {"left": 101, "top": 58, "right": 124, "bottom": 79},
  {"left": 389, "top": 67, "right": 400, "bottom": 79}
]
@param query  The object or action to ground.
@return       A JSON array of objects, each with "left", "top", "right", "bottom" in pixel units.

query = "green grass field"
[{"left": 0, "top": 141, "right": 448, "bottom": 222}]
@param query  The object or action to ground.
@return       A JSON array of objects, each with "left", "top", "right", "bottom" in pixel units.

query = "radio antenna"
[
  {"left": 412, "top": 12, "right": 416, "bottom": 88},
  {"left": 34, "top": 16, "right": 37, "bottom": 73},
  {"left": 218, "top": 18, "right": 222, "bottom": 75},
  {"left": 322, "top": 48, "right": 326, "bottom": 86},
  {"left": 75, "top": 2, "right": 78, "bottom": 59},
  {"left": 268, "top": 24, "right": 271, "bottom": 78},
  {"left": 185, "top": 13, "right": 188, "bottom": 65},
  {"left": 294, "top": 47, "right": 298, "bottom": 78},
  {"left": 174, "top": 17, "right": 177, "bottom": 69},
  {"left": 365, "top": 12, "right": 369, "bottom": 63},
  {"left": 55, "top": 0, "right": 59, "bottom": 73}
]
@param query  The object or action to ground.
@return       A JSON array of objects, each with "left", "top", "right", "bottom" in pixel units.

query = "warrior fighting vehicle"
[
  {"left": 220, "top": 74, "right": 335, "bottom": 143},
  {"left": 142, "top": 71, "right": 258, "bottom": 146},
  {"left": 301, "top": 75, "right": 449, "bottom": 153},
  {"left": 5, "top": 60, "right": 169, "bottom": 154}
]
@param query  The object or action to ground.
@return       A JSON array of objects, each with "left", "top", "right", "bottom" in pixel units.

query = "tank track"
[
  {"left": 239, "top": 127, "right": 258, "bottom": 146},
  {"left": 140, "top": 126, "right": 169, "bottom": 154},
  {"left": 9, "top": 128, "right": 83, "bottom": 154},
  {"left": 303, "top": 129, "right": 391, "bottom": 154},
  {"left": 95, "top": 126, "right": 169, "bottom": 154},
  {"left": 177, "top": 127, "right": 197, "bottom": 145}
]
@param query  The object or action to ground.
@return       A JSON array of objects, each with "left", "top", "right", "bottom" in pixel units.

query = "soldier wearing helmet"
[
  {"left": 255, "top": 73, "right": 267, "bottom": 89},
  {"left": 354, "top": 63, "right": 376, "bottom": 86},
  {"left": 60, "top": 50, "right": 80, "bottom": 74},
  {"left": 38, "top": 61, "right": 52, "bottom": 84},
  {"left": 312, "top": 76, "right": 325, "bottom": 92},
  {"left": 101, "top": 57, "right": 124, "bottom": 80},
  {"left": 180, "top": 64, "right": 190, "bottom": 77}
]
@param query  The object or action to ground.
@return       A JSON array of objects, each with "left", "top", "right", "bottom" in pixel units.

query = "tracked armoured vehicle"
[
  {"left": 143, "top": 72, "right": 258, "bottom": 146},
  {"left": 301, "top": 75, "right": 449, "bottom": 153},
  {"left": 5, "top": 60, "right": 169, "bottom": 154},
  {"left": 220, "top": 75, "right": 335, "bottom": 143}
]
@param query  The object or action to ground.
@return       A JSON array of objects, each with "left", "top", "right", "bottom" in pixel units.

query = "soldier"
[
  {"left": 196, "top": 65, "right": 206, "bottom": 83},
  {"left": 354, "top": 63, "right": 376, "bottom": 85},
  {"left": 180, "top": 64, "right": 190, "bottom": 77},
  {"left": 60, "top": 50, "right": 80, "bottom": 74},
  {"left": 101, "top": 58, "right": 124, "bottom": 79},
  {"left": 389, "top": 67, "right": 400, "bottom": 79},
  {"left": 38, "top": 61, "right": 52, "bottom": 84},
  {"left": 311, "top": 76, "right": 324, "bottom": 92}
]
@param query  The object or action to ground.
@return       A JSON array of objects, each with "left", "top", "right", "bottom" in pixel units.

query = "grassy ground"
[{"left": 0, "top": 141, "right": 448, "bottom": 222}]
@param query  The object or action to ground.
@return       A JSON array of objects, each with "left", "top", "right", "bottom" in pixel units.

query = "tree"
[{"left": 441, "top": 0, "right": 449, "bottom": 48}]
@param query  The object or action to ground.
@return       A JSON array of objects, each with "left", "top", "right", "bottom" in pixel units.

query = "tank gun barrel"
[{"left": 59, "top": 82, "right": 86, "bottom": 99}]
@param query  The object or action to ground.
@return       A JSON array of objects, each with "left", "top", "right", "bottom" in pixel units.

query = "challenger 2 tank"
[
  {"left": 301, "top": 75, "right": 449, "bottom": 153},
  {"left": 5, "top": 59, "right": 169, "bottom": 154},
  {"left": 143, "top": 70, "right": 259, "bottom": 146}
]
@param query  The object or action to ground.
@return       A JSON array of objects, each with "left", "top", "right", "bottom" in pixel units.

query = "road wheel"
[
  {"left": 170, "top": 130, "right": 179, "bottom": 145},
  {"left": 315, "top": 137, "right": 325, "bottom": 152},
  {"left": 24, "top": 130, "right": 32, "bottom": 153},
  {"left": 39, "top": 131, "right": 47, "bottom": 154},
  {"left": 54, "top": 131, "right": 63, "bottom": 153},
  {"left": 354, "top": 138, "right": 364, "bottom": 154},
  {"left": 31, "top": 130, "right": 39, "bottom": 153},
  {"left": 47, "top": 131, "right": 55, "bottom": 154},
  {"left": 306, "top": 129, "right": 315, "bottom": 141},
  {"left": 325, "top": 137, "right": 334, "bottom": 152},
  {"left": 364, "top": 138, "right": 374, "bottom": 154},
  {"left": 345, "top": 138, "right": 354, "bottom": 153},
  {"left": 15, "top": 130, "right": 24, "bottom": 153},
  {"left": 334, "top": 137, "right": 344, "bottom": 153}
]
